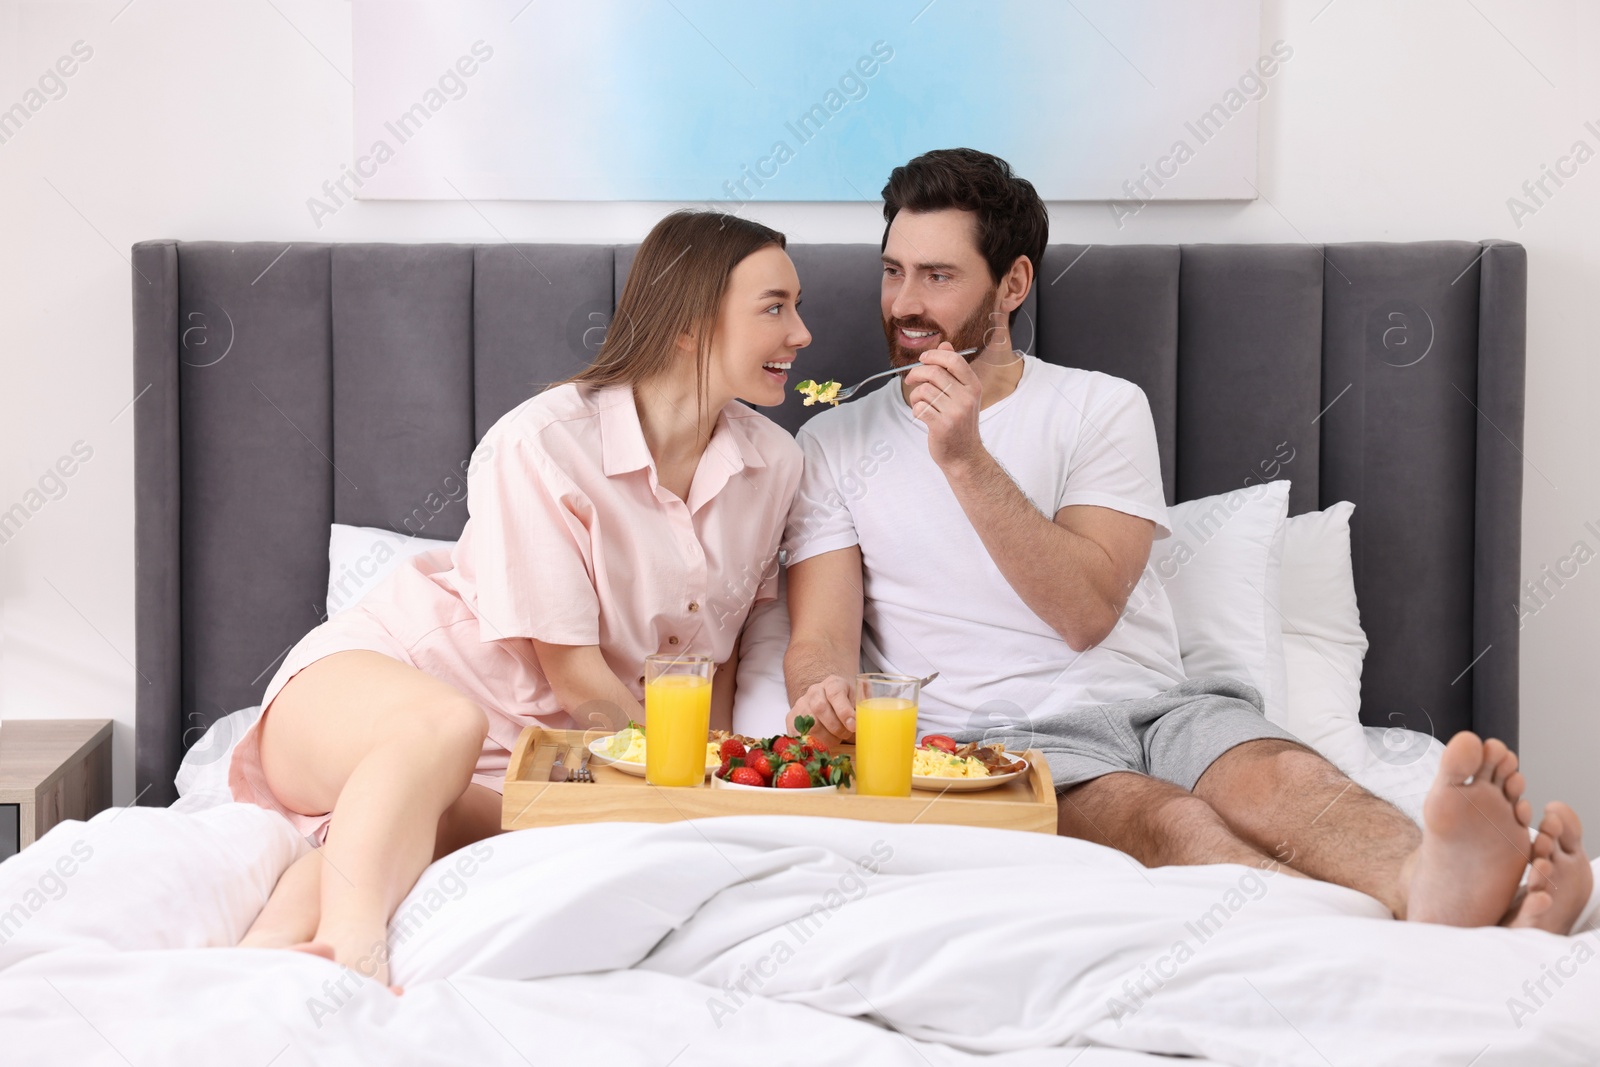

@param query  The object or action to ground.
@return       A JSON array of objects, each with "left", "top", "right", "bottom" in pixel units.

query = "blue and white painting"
[{"left": 351, "top": 0, "right": 1266, "bottom": 203}]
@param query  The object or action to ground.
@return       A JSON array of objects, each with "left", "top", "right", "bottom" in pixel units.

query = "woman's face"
[{"left": 704, "top": 245, "right": 812, "bottom": 408}]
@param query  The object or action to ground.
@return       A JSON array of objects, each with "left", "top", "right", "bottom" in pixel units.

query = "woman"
[{"left": 229, "top": 211, "right": 810, "bottom": 985}]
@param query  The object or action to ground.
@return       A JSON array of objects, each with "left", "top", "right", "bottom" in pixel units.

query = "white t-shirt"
[{"left": 783, "top": 354, "right": 1187, "bottom": 734}]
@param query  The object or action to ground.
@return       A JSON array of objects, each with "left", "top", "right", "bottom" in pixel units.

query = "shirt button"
[
  {"left": 668, "top": 636, "right": 679, "bottom": 645},
  {"left": 688, "top": 602, "right": 699, "bottom": 612}
]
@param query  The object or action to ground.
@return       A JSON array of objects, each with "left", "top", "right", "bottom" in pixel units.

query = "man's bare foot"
[
  {"left": 1401, "top": 732, "right": 1532, "bottom": 925},
  {"left": 1507, "top": 802, "right": 1592, "bottom": 934}
]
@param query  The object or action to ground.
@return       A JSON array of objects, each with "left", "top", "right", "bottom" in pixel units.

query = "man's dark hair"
[{"left": 880, "top": 148, "right": 1048, "bottom": 325}]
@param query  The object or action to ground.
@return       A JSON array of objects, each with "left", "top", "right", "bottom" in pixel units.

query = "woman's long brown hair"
[{"left": 564, "top": 210, "right": 786, "bottom": 421}]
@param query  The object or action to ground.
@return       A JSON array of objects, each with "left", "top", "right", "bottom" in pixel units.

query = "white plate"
[
  {"left": 711, "top": 773, "right": 839, "bottom": 793},
  {"left": 587, "top": 736, "right": 718, "bottom": 779},
  {"left": 910, "top": 755, "right": 1029, "bottom": 793}
]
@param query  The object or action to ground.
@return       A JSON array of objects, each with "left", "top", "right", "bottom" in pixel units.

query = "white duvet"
[{"left": 2, "top": 800, "right": 1599, "bottom": 1067}]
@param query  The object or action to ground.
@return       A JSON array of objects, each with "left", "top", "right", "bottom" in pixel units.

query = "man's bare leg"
[
  {"left": 1194, "top": 732, "right": 1535, "bottom": 925},
  {"left": 1057, "top": 770, "right": 1298, "bottom": 874}
]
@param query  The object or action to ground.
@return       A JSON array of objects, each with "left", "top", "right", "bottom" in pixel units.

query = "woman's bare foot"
[
  {"left": 1401, "top": 732, "right": 1532, "bottom": 925},
  {"left": 1506, "top": 802, "right": 1592, "bottom": 934},
  {"left": 309, "top": 919, "right": 394, "bottom": 986},
  {"left": 289, "top": 940, "right": 404, "bottom": 995},
  {"left": 238, "top": 930, "right": 302, "bottom": 950},
  {"left": 289, "top": 941, "right": 337, "bottom": 962}
]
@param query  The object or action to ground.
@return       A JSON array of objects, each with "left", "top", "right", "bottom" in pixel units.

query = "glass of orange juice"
[
  {"left": 853, "top": 673, "right": 921, "bottom": 797},
  {"left": 644, "top": 654, "right": 713, "bottom": 787}
]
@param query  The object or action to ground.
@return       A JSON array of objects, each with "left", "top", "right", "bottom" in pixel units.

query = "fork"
[
  {"left": 829, "top": 349, "right": 979, "bottom": 403},
  {"left": 571, "top": 747, "right": 595, "bottom": 784},
  {"left": 546, "top": 744, "right": 571, "bottom": 783}
]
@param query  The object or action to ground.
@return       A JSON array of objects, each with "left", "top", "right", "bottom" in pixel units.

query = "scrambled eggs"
[
  {"left": 912, "top": 749, "right": 991, "bottom": 779},
  {"left": 796, "top": 379, "right": 842, "bottom": 406},
  {"left": 602, "top": 727, "right": 718, "bottom": 766}
]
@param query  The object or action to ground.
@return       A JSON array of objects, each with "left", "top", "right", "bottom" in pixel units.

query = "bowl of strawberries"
[{"left": 710, "top": 716, "right": 854, "bottom": 792}]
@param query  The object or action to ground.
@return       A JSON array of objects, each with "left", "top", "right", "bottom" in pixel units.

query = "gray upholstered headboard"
[{"left": 131, "top": 239, "right": 1526, "bottom": 805}]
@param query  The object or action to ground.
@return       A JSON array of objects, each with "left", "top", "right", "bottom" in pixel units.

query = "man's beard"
[{"left": 882, "top": 289, "right": 1002, "bottom": 368}]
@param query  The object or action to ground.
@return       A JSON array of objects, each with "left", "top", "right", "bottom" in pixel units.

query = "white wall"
[{"left": 2, "top": 0, "right": 1596, "bottom": 827}]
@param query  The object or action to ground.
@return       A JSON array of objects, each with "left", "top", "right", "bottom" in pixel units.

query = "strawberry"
[
  {"left": 729, "top": 766, "right": 766, "bottom": 787},
  {"left": 719, "top": 737, "right": 748, "bottom": 761},
  {"left": 791, "top": 715, "right": 828, "bottom": 756},
  {"left": 746, "top": 750, "right": 774, "bottom": 781},
  {"left": 774, "top": 763, "right": 813, "bottom": 789},
  {"left": 772, "top": 736, "right": 798, "bottom": 759},
  {"left": 716, "top": 758, "right": 733, "bottom": 780}
]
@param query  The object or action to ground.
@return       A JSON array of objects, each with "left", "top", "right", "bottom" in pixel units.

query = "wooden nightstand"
[{"left": 0, "top": 720, "right": 113, "bottom": 860}]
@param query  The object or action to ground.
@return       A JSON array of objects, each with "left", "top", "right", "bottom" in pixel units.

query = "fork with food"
[{"left": 797, "top": 350, "right": 980, "bottom": 407}]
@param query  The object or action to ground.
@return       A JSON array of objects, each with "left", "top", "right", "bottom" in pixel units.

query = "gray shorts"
[{"left": 950, "top": 676, "right": 1303, "bottom": 793}]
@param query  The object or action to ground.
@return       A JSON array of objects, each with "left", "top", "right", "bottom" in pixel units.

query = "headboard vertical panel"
[
  {"left": 330, "top": 245, "right": 477, "bottom": 539},
  {"left": 613, "top": 243, "right": 638, "bottom": 301},
  {"left": 1034, "top": 244, "right": 1181, "bottom": 505},
  {"left": 176, "top": 243, "right": 335, "bottom": 804},
  {"left": 132, "top": 241, "right": 181, "bottom": 804},
  {"left": 1471, "top": 241, "right": 1528, "bottom": 749},
  {"left": 473, "top": 245, "right": 617, "bottom": 439},
  {"left": 1175, "top": 245, "right": 1324, "bottom": 516},
  {"left": 1319, "top": 241, "right": 1482, "bottom": 740}
]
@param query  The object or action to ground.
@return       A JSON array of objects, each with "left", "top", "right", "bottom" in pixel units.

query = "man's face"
[{"left": 880, "top": 208, "right": 1000, "bottom": 368}]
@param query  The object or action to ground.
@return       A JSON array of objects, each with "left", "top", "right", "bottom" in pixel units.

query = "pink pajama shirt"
[{"left": 228, "top": 382, "right": 802, "bottom": 842}]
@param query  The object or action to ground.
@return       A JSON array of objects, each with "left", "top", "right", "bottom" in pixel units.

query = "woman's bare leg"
[
  {"left": 239, "top": 780, "right": 505, "bottom": 951},
  {"left": 239, "top": 847, "right": 323, "bottom": 949},
  {"left": 252, "top": 650, "right": 492, "bottom": 985}
]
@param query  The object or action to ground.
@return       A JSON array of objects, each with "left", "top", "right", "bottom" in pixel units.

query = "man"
[{"left": 782, "top": 147, "right": 1589, "bottom": 931}]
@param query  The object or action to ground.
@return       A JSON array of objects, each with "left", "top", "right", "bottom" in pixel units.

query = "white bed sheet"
[{"left": 2, "top": 800, "right": 1597, "bottom": 1066}]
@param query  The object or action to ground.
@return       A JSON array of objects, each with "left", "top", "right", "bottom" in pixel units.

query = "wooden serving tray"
[{"left": 501, "top": 727, "right": 1057, "bottom": 834}]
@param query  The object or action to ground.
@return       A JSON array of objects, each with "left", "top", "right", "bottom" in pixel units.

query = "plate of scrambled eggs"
[
  {"left": 589, "top": 726, "right": 721, "bottom": 778},
  {"left": 910, "top": 746, "right": 1028, "bottom": 792}
]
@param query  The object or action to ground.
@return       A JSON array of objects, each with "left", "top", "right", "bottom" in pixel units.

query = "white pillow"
[
  {"left": 1279, "top": 501, "right": 1369, "bottom": 769},
  {"left": 327, "top": 523, "right": 454, "bottom": 617},
  {"left": 173, "top": 704, "right": 262, "bottom": 807},
  {"left": 732, "top": 570, "right": 794, "bottom": 738},
  {"left": 1149, "top": 480, "right": 1289, "bottom": 721}
]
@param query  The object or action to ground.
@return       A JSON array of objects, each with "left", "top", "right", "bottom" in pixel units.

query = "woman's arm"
[
  {"left": 532, "top": 638, "right": 737, "bottom": 733},
  {"left": 531, "top": 640, "right": 644, "bottom": 732},
  {"left": 708, "top": 632, "right": 740, "bottom": 733}
]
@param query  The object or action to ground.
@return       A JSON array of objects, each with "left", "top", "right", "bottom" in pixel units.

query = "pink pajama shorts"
[{"left": 226, "top": 558, "right": 571, "bottom": 845}]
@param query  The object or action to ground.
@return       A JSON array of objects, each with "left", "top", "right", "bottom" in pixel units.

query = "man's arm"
[
  {"left": 947, "top": 460, "right": 1152, "bottom": 651},
  {"left": 782, "top": 546, "right": 864, "bottom": 743},
  {"left": 906, "top": 346, "right": 1153, "bottom": 651}
]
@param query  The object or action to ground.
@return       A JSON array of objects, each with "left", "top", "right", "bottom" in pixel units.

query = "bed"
[
  {"left": 6, "top": 238, "right": 1596, "bottom": 1066},
  {"left": 128, "top": 238, "right": 1527, "bottom": 799}
]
